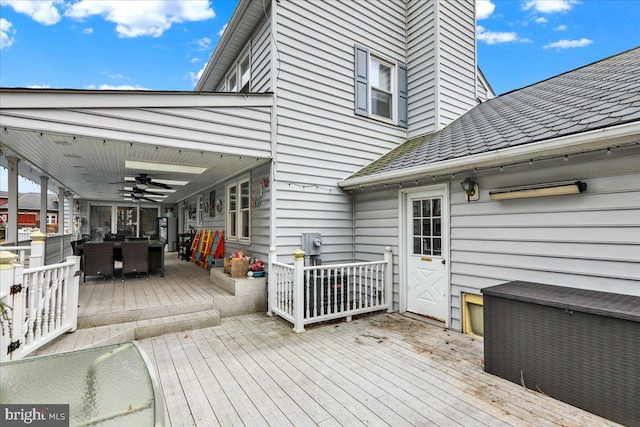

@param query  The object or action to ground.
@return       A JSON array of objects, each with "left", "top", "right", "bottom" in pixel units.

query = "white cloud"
[
  {"left": 543, "top": 38, "right": 592, "bottom": 49},
  {"left": 27, "top": 84, "right": 51, "bottom": 89},
  {"left": 217, "top": 23, "right": 228, "bottom": 37},
  {"left": 476, "top": 25, "right": 530, "bottom": 45},
  {"left": 1, "top": 0, "right": 61, "bottom": 25},
  {"left": 86, "top": 84, "right": 149, "bottom": 90},
  {"left": 523, "top": 0, "right": 579, "bottom": 14},
  {"left": 187, "top": 63, "right": 207, "bottom": 87},
  {"left": 191, "top": 57, "right": 201, "bottom": 63},
  {"left": 554, "top": 25, "right": 567, "bottom": 31},
  {"left": 65, "top": 0, "right": 215, "bottom": 38},
  {"left": 196, "top": 36, "right": 211, "bottom": 50},
  {"left": 476, "top": 0, "right": 495, "bottom": 20},
  {"left": 82, "top": 27, "right": 93, "bottom": 34},
  {"left": 535, "top": 17, "right": 547, "bottom": 24},
  {"left": 0, "top": 18, "right": 16, "bottom": 49}
]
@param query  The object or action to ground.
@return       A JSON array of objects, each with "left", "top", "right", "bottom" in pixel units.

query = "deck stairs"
[{"left": 28, "top": 258, "right": 266, "bottom": 358}]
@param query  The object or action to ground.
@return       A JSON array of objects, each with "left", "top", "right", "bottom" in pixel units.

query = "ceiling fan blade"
[
  {"left": 140, "top": 196, "right": 158, "bottom": 202},
  {"left": 147, "top": 181, "right": 172, "bottom": 189}
]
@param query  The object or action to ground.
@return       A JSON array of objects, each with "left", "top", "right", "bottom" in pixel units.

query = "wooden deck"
[
  {"left": 78, "top": 254, "right": 228, "bottom": 318},
  {"left": 137, "top": 312, "right": 620, "bottom": 427}
]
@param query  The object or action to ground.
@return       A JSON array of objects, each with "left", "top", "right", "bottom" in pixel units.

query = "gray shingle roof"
[{"left": 347, "top": 46, "right": 640, "bottom": 181}]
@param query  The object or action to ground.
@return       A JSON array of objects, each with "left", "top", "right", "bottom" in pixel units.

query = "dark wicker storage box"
[{"left": 482, "top": 281, "right": 640, "bottom": 427}]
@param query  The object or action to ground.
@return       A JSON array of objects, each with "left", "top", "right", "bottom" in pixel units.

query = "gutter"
[{"left": 339, "top": 121, "right": 640, "bottom": 190}]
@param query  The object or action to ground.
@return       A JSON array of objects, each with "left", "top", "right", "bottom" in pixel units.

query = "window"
[
  {"left": 226, "top": 49, "right": 251, "bottom": 93},
  {"left": 462, "top": 293, "right": 484, "bottom": 338},
  {"left": 227, "top": 176, "right": 250, "bottom": 242},
  {"left": 370, "top": 57, "right": 393, "bottom": 119},
  {"left": 354, "top": 45, "right": 407, "bottom": 127},
  {"left": 412, "top": 197, "right": 442, "bottom": 256}
]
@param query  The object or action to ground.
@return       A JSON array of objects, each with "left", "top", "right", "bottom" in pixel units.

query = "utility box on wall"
[{"left": 302, "top": 233, "right": 322, "bottom": 256}]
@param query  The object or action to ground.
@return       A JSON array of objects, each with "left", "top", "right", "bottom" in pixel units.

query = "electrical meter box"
[{"left": 302, "top": 233, "right": 322, "bottom": 255}]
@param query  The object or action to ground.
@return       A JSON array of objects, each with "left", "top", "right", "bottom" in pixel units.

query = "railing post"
[
  {"left": 66, "top": 255, "right": 81, "bottom": 332},
  {"left": 292, "top": 249, "right": 306, "bottom": 333},
  {"left": 0, "top": 251, "right": 20, "bottom": 363},
  {"left": 29, "top": 229, "right": 47, "bottom": 268},
  {"left": 384, "top": 246, "right": 393, "bottom": 313},
  {"left": 267, "top": 247, "right": 277, "bottom": 316}
]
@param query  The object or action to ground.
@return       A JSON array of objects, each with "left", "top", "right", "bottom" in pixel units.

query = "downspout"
[{"left": 268, "top": 0, "right": 279, "bottom": 251}]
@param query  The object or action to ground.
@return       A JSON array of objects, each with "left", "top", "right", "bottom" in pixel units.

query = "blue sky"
[{"left": 1, "top": 0, "right": 639, "bottom": 191}]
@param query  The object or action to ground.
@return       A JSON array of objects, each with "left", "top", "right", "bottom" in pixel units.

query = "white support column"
[
  {"left": 58, "top": 187, "right": 65, "bottom": 262},
  {"left": 292, "top": 248, "right": 306, "bottom": 333},
  {"left": 66, "top": 191, "right": 74, "bottom": 238},
  {"left": 384, "top": 246, "right": 394, "bottom": 312},
  {"left": 5, "top": 156, "right": 20, "bottom": 244},
  {"left": 40, "top": 176, "right": 49, "bottom": 234},
  {"left": 267, "top": 247, "right": 277, "bottom": 316},
  {"left": 29, "top": 229, "right": 46, "bottom": 268}
]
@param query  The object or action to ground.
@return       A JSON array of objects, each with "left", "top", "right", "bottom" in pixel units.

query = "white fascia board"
[
  {"left": 0, "top": 89, "right": 273, "bottom": 109},
  {"left": 339, "top": 121, "right": 640, "bottom": 190}
]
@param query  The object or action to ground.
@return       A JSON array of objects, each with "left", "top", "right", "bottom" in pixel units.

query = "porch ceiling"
[{"left": 0, "top": 90, "right": 273, "bottom": 204}]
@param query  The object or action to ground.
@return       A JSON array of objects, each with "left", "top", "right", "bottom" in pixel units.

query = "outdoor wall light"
[
  {"left": 489, "top": 180, "right": 587, "bottom": 201},
  {"left": 461, "top": 178, "right": 479, "bottom": 202}
]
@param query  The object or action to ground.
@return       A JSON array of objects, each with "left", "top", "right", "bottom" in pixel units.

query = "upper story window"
[
  {"left": 226, "top": 49, "right": 251, "bottom": 93},
  {"left": 354, "top": 45, "right": 407, "bottom": 128},
  {"left": 370, "top": 57, "right": 393, "bottom": 120},
  {"left": 226, "top": 176, "right": 251, "bottom": 243}
]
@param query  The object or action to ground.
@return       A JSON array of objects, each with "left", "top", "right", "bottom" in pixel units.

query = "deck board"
[{"left": 140, "top": 313, "right": 621, "bottom": 427}]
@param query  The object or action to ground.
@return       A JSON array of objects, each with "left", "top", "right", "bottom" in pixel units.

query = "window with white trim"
[
  {"left": 226, "top": 176, "right": 251, "bottom": 242},
  {"left": 354, "top": 45, "right": 407, "bottom": 127},
  {"left": 225, "top": 49, "right": 251, "bottom": 93}
]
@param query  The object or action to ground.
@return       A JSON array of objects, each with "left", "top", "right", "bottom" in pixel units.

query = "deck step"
[
  {"left": 29, "top": 309, "right": 221, "bottom": 357},
  {"left": 77, "top": 300, "right": 217, "bottom": 329}
]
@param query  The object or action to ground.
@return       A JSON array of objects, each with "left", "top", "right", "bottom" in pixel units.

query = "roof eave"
[{"left": 339, "top": 121, "right": 640, "bottom": 190}]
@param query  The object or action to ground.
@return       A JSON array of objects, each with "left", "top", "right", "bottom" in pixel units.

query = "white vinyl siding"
[
  {"left": 273, "top": 0, "right": 407, "bottom": 263},
  {"left": 251, "top": 17, "right": 272, "bottom": 93},
  {"left": 407, "top": 0, "right": 476, "bottom": 137},
  {"left": 449, "top": 151, "right": 640, "bottom": 331},
  {"left": 352, "top": 148, "right": 640, "bottom": 328}
]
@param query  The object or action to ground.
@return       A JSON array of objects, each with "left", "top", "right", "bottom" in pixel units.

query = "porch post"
[
  {"left": 5, "top": 156, "right": 20, "bottom": 244},
  {"left": 29, "top": 230, "right": 46, "bottom": 268},
  {"left": 40, "top": 176, "right": 49, "bottom": 234},
  {"left": 384, "top": 246, "right": 393, "bottom": 313},
  {"left": 267, "top": 247, "right": 276, "bottom": 316},
  {"left": 57, "top": 187, "right": 65, "bottom": 261},
  {"left": 0, "top": 250, "right": 20, "bottom": 363},
  {"left": 292, "top": 249, "right": 306, "bottom": 333},
  {"left": 66, "top": 255, "right": 81, "bottom": 332}
]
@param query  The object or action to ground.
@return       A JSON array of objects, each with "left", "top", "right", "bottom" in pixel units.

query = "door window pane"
[{"left": 411, "top": 196, "right": 443, "bottom": 256}]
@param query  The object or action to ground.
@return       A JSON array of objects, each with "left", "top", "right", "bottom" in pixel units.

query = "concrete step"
[
  {"left": 29, "top": 309, "right": 221, "bottom": 357},
  {"left": 210, "top": 267, "right": 267, "bottom": 317},
  {"left": 78, "top": 299, "right": 217, "bottom": 329}
]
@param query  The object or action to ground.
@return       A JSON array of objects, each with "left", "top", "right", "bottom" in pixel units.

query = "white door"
[{"left": 405, "top": 189, "right": 449, "bottom": 321}]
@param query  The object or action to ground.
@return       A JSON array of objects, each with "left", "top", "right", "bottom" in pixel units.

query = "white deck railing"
[
  {"left": 268, "top": 247, "right": 393, "bottom": 332},
  {"left": 0, "top": 230, "right": 81, "bottom": 362}
]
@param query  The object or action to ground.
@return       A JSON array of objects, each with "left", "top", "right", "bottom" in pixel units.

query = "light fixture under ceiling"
[
  {"left": 125, "top": 160, "right": 206, "bottom": 175},
  {"left": 489, "top": 181, "right": 587, "bottom": 201},
  {"left": 461, "top": 178, "right": 479, "bottom": 202}
]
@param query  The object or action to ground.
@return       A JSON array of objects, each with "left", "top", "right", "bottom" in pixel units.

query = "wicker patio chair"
[
  {"left": 121, "top": 241, "right": 149, "bottom": 280},
  {"left": 83, "top": 242, "right": 114, "bottom": 283}
]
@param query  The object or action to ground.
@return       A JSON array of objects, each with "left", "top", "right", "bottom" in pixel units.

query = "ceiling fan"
[
  {"left": 119, "top": 186, "right": 160, "bottom": 203},
  {"left": 110, "top": 173, "right": 172, "bottom": 190}
]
